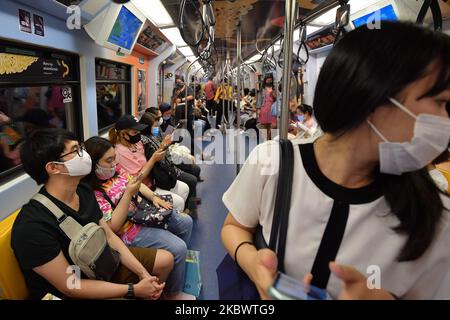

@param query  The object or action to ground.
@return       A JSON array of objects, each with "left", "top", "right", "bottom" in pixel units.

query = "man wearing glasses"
[{"left": 11, "top": 128, "right": 173, "bottom": 300}]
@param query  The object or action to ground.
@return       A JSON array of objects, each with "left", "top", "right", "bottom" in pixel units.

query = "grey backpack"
[{"left": 32, "top": 194, "right": 120, "bottom": 281}]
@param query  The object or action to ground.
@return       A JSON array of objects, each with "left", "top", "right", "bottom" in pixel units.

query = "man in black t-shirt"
[{"left": 11, "top": 128, "right": 172, "bottom": 299}]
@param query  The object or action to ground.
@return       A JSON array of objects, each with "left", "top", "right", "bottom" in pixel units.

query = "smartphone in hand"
[{"left": 268, "top": 272, "right": 332, "bottom": 300}]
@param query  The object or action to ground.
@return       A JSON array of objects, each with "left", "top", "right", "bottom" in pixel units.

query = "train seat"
[{"left": 0, "top": 210, "right": 29, "bottom": 300}]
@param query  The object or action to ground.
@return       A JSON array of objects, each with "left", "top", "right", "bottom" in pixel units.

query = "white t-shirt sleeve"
[{"left": 222, "top": 141, "right": 280, "bottom": 228}]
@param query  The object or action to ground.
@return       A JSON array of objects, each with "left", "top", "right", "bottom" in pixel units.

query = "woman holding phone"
[
  {"left": 83, "top": 136, "right": 195, "bottom": 300},
  {"left": 222, "top": 22, "right": 450, "bottom": 300},
  {"left": 109, "top": 115, "right": 190, "bottom": 213},
  {"left": 139, "top": 112, "right": 200, "bottom": 219}
]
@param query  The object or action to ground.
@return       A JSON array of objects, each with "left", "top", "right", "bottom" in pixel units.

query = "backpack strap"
[{"left": 32, "top": 193, "right": 83, "bottom": 240}]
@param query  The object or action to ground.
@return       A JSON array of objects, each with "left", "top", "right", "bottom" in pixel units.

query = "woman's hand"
[
  {"left": 150, "top": 149, "right": 166, "bottom": 164},
  {"left": 152, "top": 196, "right": 173, "bottom": 210},
  {"left": 249, "top": 249, "right": 279, "bottom": 300},
  {"left": 288, "top": 122, "right": 299, "bottom": 136},
  {"left": 162, "top": 134, "right": 172, "bottom": 147},
  {"left": 329, "top": 262, "right": 395, "bottom": 300},
  {"left": 134, "top": 276, "right": 165, "bottom": 300},
  {"left": 125, "top": 176, "right": 142, "bottom": 197}
]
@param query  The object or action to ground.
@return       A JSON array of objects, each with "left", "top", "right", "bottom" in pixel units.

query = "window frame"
[
  {"left": 95, "top": 58, "right": 132, "bottom": 134},
  {"left": 0, "top": 39, "right": 83, "bottom": 183}
]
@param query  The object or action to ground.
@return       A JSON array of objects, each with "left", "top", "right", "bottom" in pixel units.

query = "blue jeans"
[{"left": 128, "top": 211, "right": 193, "bottom": 294}]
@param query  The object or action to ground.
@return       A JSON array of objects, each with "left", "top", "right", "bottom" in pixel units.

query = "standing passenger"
[
  {"left": 258, "top": 75, "right": 277, "bottom": 140},
  {"left": 222, "top": 22, "right": 450, "bottom": 300}
]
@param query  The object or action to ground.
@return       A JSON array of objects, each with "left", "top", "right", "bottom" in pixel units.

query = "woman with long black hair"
[{"left": 222, "top": 21, "right": 450, "bottom": 299}]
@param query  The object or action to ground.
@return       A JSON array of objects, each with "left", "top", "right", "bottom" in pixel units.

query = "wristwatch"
[{"left": 125, "top": 283, "right": 135, "bottom": 299}]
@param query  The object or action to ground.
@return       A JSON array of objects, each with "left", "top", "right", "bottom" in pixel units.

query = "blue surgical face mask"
[
  {"left": 296, "top": 115, "right": 305, "bottom": 122},
  {"left": 152, "top": 127, "right": 160, "bottom": 137},
  {"left": 163, "top": 115, "right": 171, "bottom": 121}
]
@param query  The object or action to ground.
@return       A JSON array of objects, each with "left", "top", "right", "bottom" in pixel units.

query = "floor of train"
[{"left": 189, "top": 133, "right": 257, "bottom": 300}]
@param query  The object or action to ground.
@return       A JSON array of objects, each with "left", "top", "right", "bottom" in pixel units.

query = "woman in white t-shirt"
[{"left": 221, "top": 21, "right": 450, "bottom": 300}]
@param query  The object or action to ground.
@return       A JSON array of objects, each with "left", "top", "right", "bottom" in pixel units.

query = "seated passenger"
[
  {"left": 109, "top": 115, "right": 189, "bottom": 213},
  {"left": 221, "top": 22, "right": 450, "bottom": 300},
  {"left": 139, "top": 112, "right": 199, "bottom": 219},
  {"left": 193, "top": 99, "right": 211, "bottom": 134},
  {"left": 240, "top": 88, "right": 256, "bottom": 128},
  {"left": 83, "top": 137, "right": 195, "bottom": 300},
  {"left": 11, "top": 128, "right": 172, "bottom": 300},
  {"left": 150, "top": 105, "right": 203, "bottom": 179},
  {"left": 291, "top": 104, "right": 319, "bottom": 139},
  {"left": 159, "top": 103, "right": 177, "bottom": 137}
]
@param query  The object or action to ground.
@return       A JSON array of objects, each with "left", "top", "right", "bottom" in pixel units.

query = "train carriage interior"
[{"left": 1, "top": 0, "right": 450, "bottom": 303}]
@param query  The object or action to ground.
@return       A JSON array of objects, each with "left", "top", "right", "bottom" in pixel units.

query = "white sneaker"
[{"left": 164, "top": 292, "right": 196, "bottom": 300}]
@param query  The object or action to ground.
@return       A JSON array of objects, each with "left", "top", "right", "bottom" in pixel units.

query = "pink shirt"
[
  {"left": 115, "top": 141, "right": 153, "bottom": 188},
  {"left": 115, "top": 141, "right": 147, "bottom": 176}
]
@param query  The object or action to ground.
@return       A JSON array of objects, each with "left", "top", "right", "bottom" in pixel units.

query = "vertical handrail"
[
  {"left": 280, "top": 0, "right": 297, "bottom": 140},
  {"left": 236, "top": 21, "right": 242, "bottom": 173}
]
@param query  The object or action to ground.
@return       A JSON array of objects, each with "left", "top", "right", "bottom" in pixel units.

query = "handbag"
[
  {"left": 128, "top": 194, "right": 173, "bottom": 230},
  {"left": 270, "top": 100, "right": 280, "bottom": 117},
  {"left": 102, "top": 191, "right": 173, "bottom": 230},
  {"left": 216, "top": 139, "right": 295, "bottom": 300}
]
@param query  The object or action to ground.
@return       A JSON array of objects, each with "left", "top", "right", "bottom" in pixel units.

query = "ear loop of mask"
[
  {"left": 367, "top": 97, "right": 418, "bottom": 143},
  {"left": 367, "top": 120, "right": 388, "bottom": 143},
  {"left": 388, "top": 97, "right": 417, "bottom": 119}
]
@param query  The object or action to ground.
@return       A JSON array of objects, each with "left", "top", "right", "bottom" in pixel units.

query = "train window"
[
  {"left": 95, "top": 59, "right": 132, "bottom": 133},
  {"left": 0, "top": 41, "right": 81, "bottom": 182}
]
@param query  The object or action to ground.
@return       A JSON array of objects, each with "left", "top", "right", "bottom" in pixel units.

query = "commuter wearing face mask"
[
  {"left": 257, "top": 75, "right": 277, "bottom": 140},
  {"left": 82, "top": 137, "right": 195, "bottom": 300},
  {"left": 293, "top": 104, "right": 319, "bottom": 139},
  {"left": 139, "top": 112, "right": 200, "bottom": 219},
  {"left": 109, "top": 115, "right": 190, "bottom": 213},
  {"left": 12, "top": 129, "right": 171, "bottom": 300},
  {"left": 159, "top": 103, "right": 177, "bottom": 137},
  {"left": 222, "top": 22, "right": 450, "bottom": 300}
]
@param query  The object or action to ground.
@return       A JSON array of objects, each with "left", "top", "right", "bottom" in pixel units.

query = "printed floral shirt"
[{"left": 94, "top": 166, "right": 142, "bottom": 245}]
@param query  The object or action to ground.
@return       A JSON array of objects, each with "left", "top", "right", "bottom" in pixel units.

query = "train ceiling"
[{"left": 161, "top": 0, "right": 339, "bottom": 70}]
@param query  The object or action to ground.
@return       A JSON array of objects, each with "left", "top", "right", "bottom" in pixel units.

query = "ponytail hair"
[{"left": 108, "top": 127, "right": 120, "bottom": 145}]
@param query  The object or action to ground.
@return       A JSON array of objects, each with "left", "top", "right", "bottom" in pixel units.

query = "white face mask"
[
  {"left": 429, "top": 169, "right": 449, "bottom": 193},
  {"left": 95, "top": 164, "right": 116, "bottom": 180},
  {"left": 53, "top": 149, "right": 92, "bottom": 177},
  {"left": 367, "top": 97, "right": 450, "bottom": 175}
]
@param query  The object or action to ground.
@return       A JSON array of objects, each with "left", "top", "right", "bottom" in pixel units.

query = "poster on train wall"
[
  {"left": 137, "top": 69, "right": 146, "bottom": 113},
  {"left": 33, "top": 14, "right": 44, "bottom": 37},
  {"left": 0, "top": 47, "right": 74, "bottom": 83},
  {"left": 305, "top": 26, "right": 338, "bottom": 51},
  {"left": 18, "top": 9, "right": 32, "bottom": 33}
]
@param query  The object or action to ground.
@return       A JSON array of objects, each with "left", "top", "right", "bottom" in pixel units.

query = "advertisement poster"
[
  {"left": 305, "top": 26, "right": 337, "bottom": 50},
  {"left": 137, "top": 69, "right": 146, "bottom": 113},
  {"left": 19, "top": 9, "right": 32, "bottom": 33},
  {"left": 33, "top": 14, "right": 44, "bottom": 36}
]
